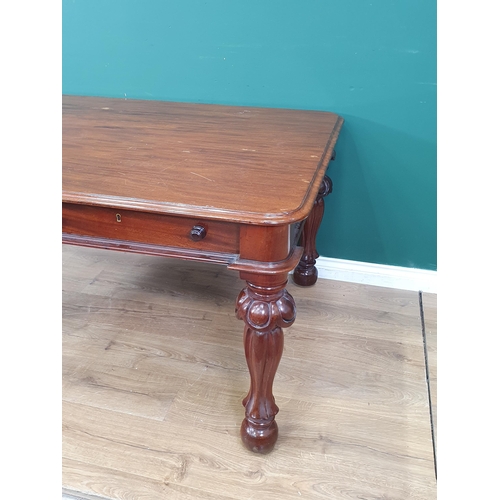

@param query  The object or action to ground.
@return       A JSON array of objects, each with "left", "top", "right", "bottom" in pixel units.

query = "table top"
[{"left": 63, "top": 96, "right": 343, "bottom": 225}]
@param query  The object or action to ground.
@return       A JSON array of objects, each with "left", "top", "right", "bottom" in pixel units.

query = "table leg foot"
[
  {"left": 240, "top": 418, "right": 279, "bottom": 453},
  {"left": 293, "top": 174, "right": 333, "bottom": 287},
  {"left": 236, "top": 278, "right": 296, "bottom": 453}
]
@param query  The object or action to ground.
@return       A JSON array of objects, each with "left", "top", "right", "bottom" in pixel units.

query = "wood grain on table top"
[{"left": 63, "top": 96, "right": 343, "bottom": 225}]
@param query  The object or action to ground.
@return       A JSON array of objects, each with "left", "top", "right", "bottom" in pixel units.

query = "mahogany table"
[{"left": 62, "top": 95, "right": 343, "bottom": 453}]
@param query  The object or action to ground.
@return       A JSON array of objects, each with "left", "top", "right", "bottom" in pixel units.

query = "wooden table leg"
[
  {"left": 293, "top": 173, "right": 333, "bottom": 287},
  {"left": 235, "top": 273, "right": 296, "bottom": 453}
]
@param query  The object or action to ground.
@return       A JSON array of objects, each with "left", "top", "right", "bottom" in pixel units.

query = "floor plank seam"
[{"left": 419, "top": 290, "right": 437, "bottom": 480}]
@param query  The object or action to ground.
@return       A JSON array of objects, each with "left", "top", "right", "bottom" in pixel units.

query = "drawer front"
[{"left": 62, "top": 203, "right": 240, "bottom": 253}]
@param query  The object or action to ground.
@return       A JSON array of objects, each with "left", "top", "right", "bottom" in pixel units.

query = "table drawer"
[{"left": 62, "top": 203, "right": 240, "bottom": 253}]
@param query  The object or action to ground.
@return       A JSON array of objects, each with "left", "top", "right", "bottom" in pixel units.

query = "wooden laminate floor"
[{"left": 62, "top": 245, "right": 437, "bottom": 500}]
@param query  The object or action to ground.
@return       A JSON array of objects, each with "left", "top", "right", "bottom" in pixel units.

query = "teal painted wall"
[{"left": 63, "top": 0, "right": 437, "bottom": 270}]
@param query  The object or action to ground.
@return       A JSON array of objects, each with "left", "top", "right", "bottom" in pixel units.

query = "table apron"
[{"left": 62, "top": 202, "right": 240, "bottom": 254}]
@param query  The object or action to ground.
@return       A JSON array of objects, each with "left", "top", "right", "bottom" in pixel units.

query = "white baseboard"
[{"left": 314, "top": 256, "right": 437, "bottom": 294}]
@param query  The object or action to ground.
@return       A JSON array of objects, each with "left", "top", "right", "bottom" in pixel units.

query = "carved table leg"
[
  {"left": 293, "top": 174, "right": 333, "bottom": 286},
  {"left": 235, "top": 274, "right": 296, "bottom": 453}
]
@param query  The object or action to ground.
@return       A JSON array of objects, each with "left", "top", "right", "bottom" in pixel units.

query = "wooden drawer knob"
[{"left": 190, "top": 225, "right": 207, "bottom": 241}]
